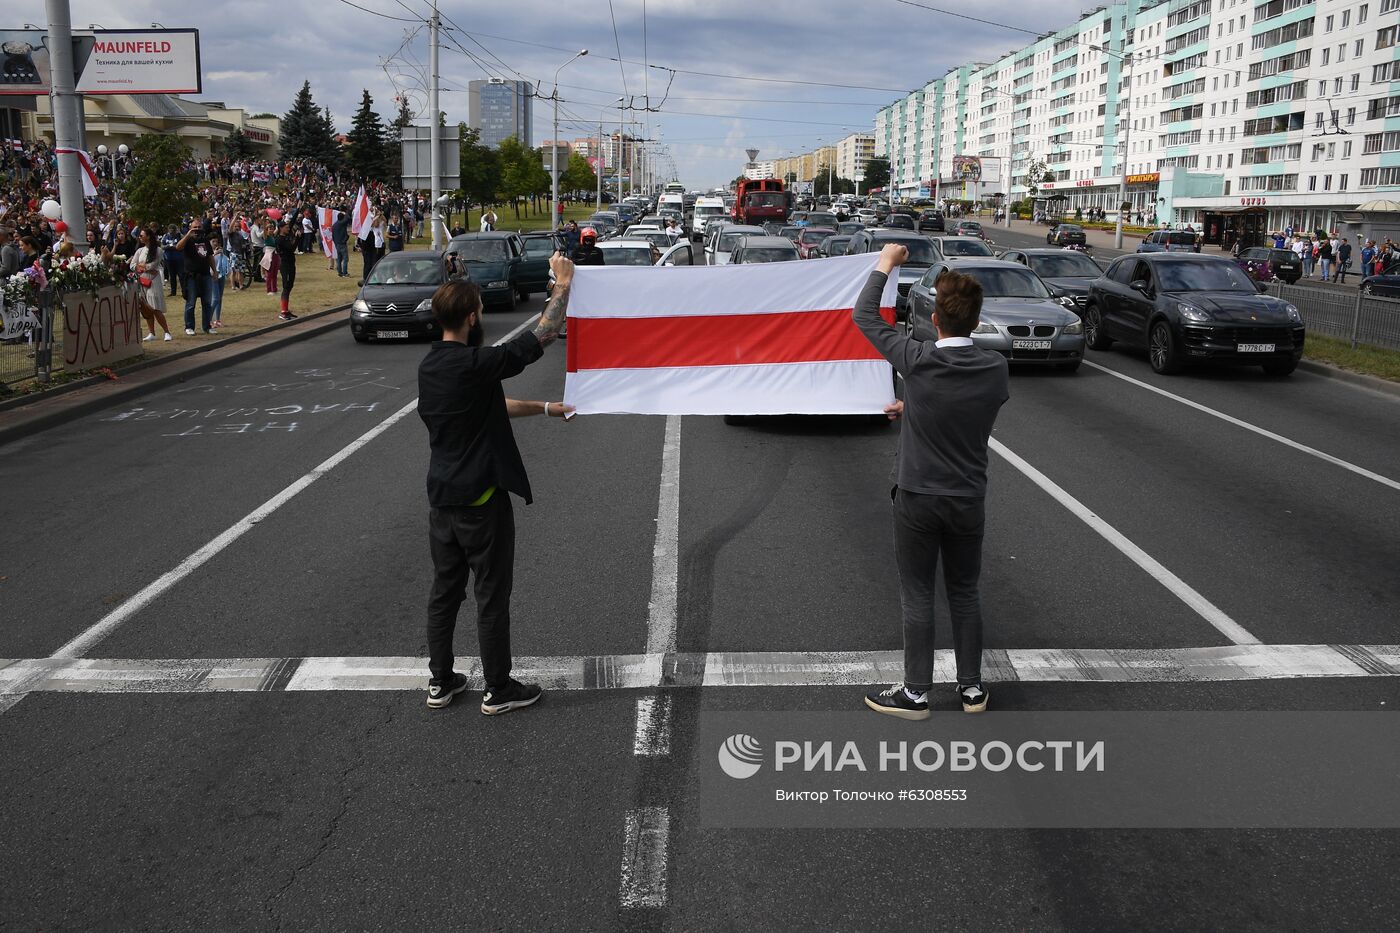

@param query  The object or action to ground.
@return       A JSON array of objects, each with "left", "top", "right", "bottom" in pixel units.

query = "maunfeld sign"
[
  {"left": 76, "top": 29, "right": 201, "bottom": 95},
  {"left": 698, "top": 711, "right": 1400, "bottom": 829}
]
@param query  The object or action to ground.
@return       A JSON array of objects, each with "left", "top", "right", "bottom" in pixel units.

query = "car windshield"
[
  {"left": 743, "top": 248, "right": 797, "bottom": 263},
  {"left": 1156, "top": 260, "right": 1256, "bottom": 292},
  {"left": 1269, "top": 249, "right": 1297, "bottom": 262},
  {"left": 799, "top": 229, "right": 834, "bottom": 245},
  {"left": 941, "top": 239, "right": 993, "bottom": 256},
  {"left": 960, "top": 267, "right": 1052, "bottom": 298},
  {"left": 779, "top": 227, "right": 802, "bottom": 242},
  {"left": 825, "top": 237, "right": 851, "bottom": 255},
  {"left": 960, "top": 222, "right": 982, "bottom": 230},
  {"left": 719, "top": 232, "right": 759, "bottom": 251},
  {"left": 808, "top": 213, "right": 837, "bottom": 225},
  {"left": 452, "top": 240, "right": 508, "bottom": 262},
  {"left": 603, "top": 246, "right": 655, "bottom": 266},
  {"left": 1056, "top": 224, "right": 1082, "bottom": 232},
  {"left": 523, "top": 239, "right": 557, "bottom": 258},
  {"left": 1162, "top": 232, "right": 1196, "bottom": 245},
  {"left": 746, "top": 192, "right": 785, "bottom": 208},
  {"left": 887, "top": 239, "right": 938, "bottom": 264},
  {"left": 1028, "top": 253, "right": 1101, "bottom": 278},
  {"left": 365, "top": 257, "right": 443, "bottom": 285}
]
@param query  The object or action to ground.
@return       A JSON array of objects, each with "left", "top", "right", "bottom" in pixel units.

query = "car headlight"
[
  {"left": 1284, "top": 303, "right": 1303, "bottom": 324},
  {"left": 487, "top": 280, "right": 509, "bottom": 288},
  {"left": 1176, "top": 302, "right": 1211, "bottom": 322},
  {"left": 972, "top": 321, "right": 998, "bottom": 334},
  {"left": 352, "top": 298, "right": 370, "bottom": 315},
  {"left": 415, "top": 299, "right": 434, "bottom": 313},
  {"left": 1062, "top": 318, "right": 1083, "bottom": 334}
]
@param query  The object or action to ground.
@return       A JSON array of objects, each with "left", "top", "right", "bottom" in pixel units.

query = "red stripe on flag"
[{"left": 565, "top": 307, "right": 896, "bottom": 372}]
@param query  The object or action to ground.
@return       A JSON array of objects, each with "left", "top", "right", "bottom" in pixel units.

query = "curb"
[
  {"left": 1298, "top": 358, "right": 1400, "bottom": 398},
  {"left": 0, "top": 305, "right": 350, "bottom": 444}
]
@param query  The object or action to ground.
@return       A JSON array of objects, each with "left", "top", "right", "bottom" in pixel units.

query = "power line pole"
[
  {"left": 1114, "top": 52, "right": 1133, "bottom": 250},
  {"left": 596, "top": 116, "right": 603, "bottom": 212},
  {"left": 45, "top": 0, "right": 87, "bottom": 252},
  {"left": 429, "top": 0, "right": 442, "bottom": 251}
]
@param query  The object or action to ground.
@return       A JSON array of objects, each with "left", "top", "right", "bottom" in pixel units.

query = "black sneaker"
[
  {"left": 425, "top": 672, "right": 468, "bottom": 709},
  {"left": 480, "top": 679, "right": 542, "bottom": 715},
  {"left": 863, "top": 683, "right": 930, "bottom": 721},
  {"left": 958, "top": 683, "right": 989, "bottom": 713}
]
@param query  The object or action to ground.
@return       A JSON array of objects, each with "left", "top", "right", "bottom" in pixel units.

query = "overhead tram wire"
[
  {"left": 607, "top": 0, "right": 630, "bottom": 99},
  {"left": 332, "top": 0, "right": 421, "bottom": 23}
]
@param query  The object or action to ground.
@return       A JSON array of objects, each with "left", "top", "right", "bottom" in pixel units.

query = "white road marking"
[
  {"left": 990, "top": 437, "right": 1261, "bottom": 646},
  {"left": 45, "top": 313, "right": 544, "bottom": 664},
  {"left": 618, "top": 807, "right": 670, "bottom": 909},
  {"left": 633, "top": 696, "right": 674, "bottom": 756},
  {"left": 3, "top": 645, "right": 1394, "bottom": 699},
  {"left": 1084, "top": 359, "right": 1400, "bottom": 492},
  {"left": 646, "top": 415, "right": 682, "bottom": 656}
]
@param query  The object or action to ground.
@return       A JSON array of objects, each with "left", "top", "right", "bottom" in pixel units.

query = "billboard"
[
  {"left": 952, "top": 156, "right": 982, "bottom": 182},
  {"left": 76, "top": 30, "right": 201, "bottom": 95},
  {"left": 0, "top": 28, "right": 201, "bottom": 96}
]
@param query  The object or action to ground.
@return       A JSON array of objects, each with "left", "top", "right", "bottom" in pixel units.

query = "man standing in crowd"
[
  {"left": 332, "top": 209, "right": 350, "bottom": 277},
  {"left": 1337, "top": 238, "right": 1353, "bottom": 285},
  {"left": 359, "top": 207, "right": 385, "bottom": 282},
  {"left": 571, "top": 228, "right": 604, "bottom": 265},
  {"left": 177, "top": 219, "right": 216, "bottom": 335},
  {"left": 0, "top": 227, "right": 20, "bottom": 276},
  {"left": 416, "top": 253, "right": 574, "bottom": 713},
  {"left": 853, "top": 244, "right": 1010, "bottom": 719}
]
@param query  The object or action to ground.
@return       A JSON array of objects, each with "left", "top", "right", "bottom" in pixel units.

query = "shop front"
[{"left": 1035, "top": 173, "right": 1161, "bottom": 224}]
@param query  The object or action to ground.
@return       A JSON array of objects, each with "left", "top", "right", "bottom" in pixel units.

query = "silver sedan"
[{"left": 904, "top": 258, "right": 1085, "bottom": 372}]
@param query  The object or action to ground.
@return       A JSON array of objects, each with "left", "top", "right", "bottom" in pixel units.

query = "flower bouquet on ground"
[{"left": 47, "top": 250, "right": 132, "bottom": 295}]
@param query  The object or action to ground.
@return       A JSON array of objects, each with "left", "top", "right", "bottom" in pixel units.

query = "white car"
[{"left": 705, "top": 224, "right": 766, "bottom": 265}]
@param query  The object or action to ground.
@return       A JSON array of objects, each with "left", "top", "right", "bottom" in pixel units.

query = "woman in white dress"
[{"left": 131, "top": 226, "right": 173, "bottom": 341}]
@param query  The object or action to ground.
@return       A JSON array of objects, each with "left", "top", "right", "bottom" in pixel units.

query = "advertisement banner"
[
  {"left": 952, "top": 155, "right": 982, "bottom": 182},
  {"left": 76, "top": 29, "right": 201, "bottom": 95}
]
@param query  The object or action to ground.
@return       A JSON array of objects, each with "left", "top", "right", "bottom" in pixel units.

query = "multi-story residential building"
[
  {"left": 742, "top": 159, "right": 776, "bottom": 179},
  {"left": 875, "top": 0, "right": 1400, "bottom": 246},
  {"left": 468, "top": 78, "right": 533, "bottom": 149},
  {"left": 771, "top": 146, "right": 838, "bottom": 186},
  {"left": 836, "top": 132, "right": 876, "bottom": 182}
]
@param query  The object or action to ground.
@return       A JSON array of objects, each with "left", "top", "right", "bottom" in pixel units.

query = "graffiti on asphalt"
[{"left": 170, "top": 366, "right": 403, "bottom": 395}]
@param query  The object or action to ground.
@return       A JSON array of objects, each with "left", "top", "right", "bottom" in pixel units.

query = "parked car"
[
  {"left": 999, "top": 247, "right": 1104, "bottom": 310},
  {"left": 350, "top": 250, "right": 454, "bottom": 343},
  {"left": 845, "top": 229, "right": 943, "bottom": 319},
  {"left": 1235, "top": 246, "right": 1301, "bottom": 284},
  {"left": 1083, "top": 254, "right": 1304, "bottom": 375},
  {"left": 883, "top": 213, "right": 916, "bottom": 230},
  {"left": 730, "top": 235, "right": 800, "bottom": 263},
  {"left": 796, "top": 227, "right": 837, "bottom": 259},
  {"left": 916, "top": 210, "right": 945, "bottom": 233},
  {"left": 445, "top": 232, "right": 527, "bottom": 310},
  {"left": 955, "top": 220, "right": 987, "bottom": 239},
  {"left": 518, "top": 232, "right": 564, "bottom": 298},
  {"left": 1046, "top": 223, "right": 1087, "bottom": 247},
  {"left": 933, "top": 235, "right": 995, "bottom": 258},
  {"left": 1359, "top": 258, "right": 1400, "bottom": 296},
  {"left": 905, "top": 258, "right": 1085, "bottom": 371},
  {"left": 706, "top": 224, "right": 766, "bottom": 265},
  {"left": 1137, "top": 229, "right": 1201, "bottom": 253},
  {"left": 820, "top": 235, "right": 853, "bottom": 257}
]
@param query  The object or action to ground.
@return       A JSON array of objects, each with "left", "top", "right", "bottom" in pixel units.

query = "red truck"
[{"left": 735, "top": 178, "right": 787, "bottom": 227}]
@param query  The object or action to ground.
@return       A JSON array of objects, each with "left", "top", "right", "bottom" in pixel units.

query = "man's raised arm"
[
  {"left": 533, "top": 252, "right": 572, "bottom": 348},
  {"left": 853, "top": 243, "right": 921, "bottom": 376}
]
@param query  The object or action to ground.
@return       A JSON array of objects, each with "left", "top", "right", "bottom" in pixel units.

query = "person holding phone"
[{"left": 176, "top": 218, "right": 216, "bottom": 335}]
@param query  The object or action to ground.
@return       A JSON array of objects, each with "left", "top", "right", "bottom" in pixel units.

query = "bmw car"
[
  {"left": 999, "top": 247, "right": 1104, "bottom": 310},
  {"left": 350, "top": 251, "right": 454, "bottom": 343},
  {"left": 905, "top": 258, "right": 1085, "bottom": 371}
]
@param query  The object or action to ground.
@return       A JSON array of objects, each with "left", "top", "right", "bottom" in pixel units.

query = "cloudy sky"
[{"left": 66, "top": 0, "right": 1087, "bottom": 187}]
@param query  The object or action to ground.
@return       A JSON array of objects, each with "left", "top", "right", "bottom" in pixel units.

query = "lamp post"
[
  {"left": 617, "top": 97, "right": 626, "bottom": 205},
  {"left": 550, "top": 49, "right": 588, "bottom": 232},
  {"left": 95, "top": 142, "right": 128, "bottom": 214},
  {"left": 1114, "top": 51, "right": 1134, "bottom": 249}
]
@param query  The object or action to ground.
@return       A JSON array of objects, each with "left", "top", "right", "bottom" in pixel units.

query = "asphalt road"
[{"left": 3, "top": 279, "right": 1399, "bottom": 930}]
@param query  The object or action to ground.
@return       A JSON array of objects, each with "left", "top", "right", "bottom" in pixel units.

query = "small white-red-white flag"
[
  {"left": 316, "top": 206, "right": 337, "bottom": 258},
  {"left": 54, "top": 147, "right": 99, "bottom": 198},
  {"left": 563, "top": 253, "right": 898, "bottom": 416},
  {"left": 349, "top": 186, "right": 371, "bottom": 239}
]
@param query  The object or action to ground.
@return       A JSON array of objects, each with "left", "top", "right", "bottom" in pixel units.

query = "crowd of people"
[
  {"left": 1253, "top": 228, "right": 1398, "bottom": 285},
  {"left": 1, "top": 139, "right": 429, "bottom": 343}
]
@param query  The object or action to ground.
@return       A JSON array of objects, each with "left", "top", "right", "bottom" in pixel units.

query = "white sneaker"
[
  {"left": 163, "top": 333, "right": 173, "bottom": 341},
  {"left": 185, "top": 328, "right": 195, "bottom": 335},
  {"left": 143, "top": 333, "right": 156, "bottom": 341}
]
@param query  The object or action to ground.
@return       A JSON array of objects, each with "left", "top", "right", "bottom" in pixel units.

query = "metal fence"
[
  {"left": 0, "top": 295, "right": 58, "bottom": 388},
  {"left": 1268, "top": 280, "right": 1400, "bottom": 351}
]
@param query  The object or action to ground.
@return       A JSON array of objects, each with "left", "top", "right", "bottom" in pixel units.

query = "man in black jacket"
[
  {"left": 417, "top": 255, "right": 574, "bottom": 713},
  {"left": 571, "top": 228, "right": 605, "bottom": 265},
  {"left": 853, "top": 244, "right": 1010, "bottom": 719}
]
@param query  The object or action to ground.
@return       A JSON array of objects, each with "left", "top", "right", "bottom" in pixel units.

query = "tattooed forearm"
[{"left": 533, "top": 284, "right": 570, "bottom": 347}]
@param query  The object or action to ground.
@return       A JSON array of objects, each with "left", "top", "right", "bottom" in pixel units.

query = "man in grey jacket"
[
  {"left": 853, "top": 244, "right": 1010, "bottom": 719},
  {"left": 0, "top": 226, "right": 21, "bottom": 277}
]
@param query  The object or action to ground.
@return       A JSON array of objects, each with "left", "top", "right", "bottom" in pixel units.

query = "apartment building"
[
  {"left": 836, "top": 132, "right": 876, "bottom": 181},
  {"left": 875, "top": 0, "right": 1400, "bottom": 245}
]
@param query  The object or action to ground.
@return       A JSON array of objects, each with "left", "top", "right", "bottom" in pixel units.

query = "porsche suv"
[{"left": 1083, "top": 254, "right": 1305, "bottom": 375}]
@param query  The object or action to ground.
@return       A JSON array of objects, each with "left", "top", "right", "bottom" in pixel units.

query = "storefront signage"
[
  {"left": 1240, "top": 197, "right": 1267, "bottom": 206},
  {"left": 1126, "top": 173, "right": 1160, "bottom": 184},
  {"left": 244, "top": 128, "right": 272, "bottom": 143}
]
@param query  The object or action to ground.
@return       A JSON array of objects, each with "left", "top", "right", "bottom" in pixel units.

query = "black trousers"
[
  {"left": 426, "top": 495, "right": 515, "bottom": 689},
  {"left": 360, "top": 242, "right": 380, "bottom": 281},
  {"left": 893, "top": 487, "right": 986, "bottom": 691}
]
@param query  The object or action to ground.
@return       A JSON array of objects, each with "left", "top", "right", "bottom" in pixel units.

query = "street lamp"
[
  {"left": 95, "top": 142, "right": 128, "bottom": 213},
  {"left": 550, "top": 49, "right": 587, "bottom": 232},
  {"left": 617, "top": 97, "right": 626, "bottom": 205}
]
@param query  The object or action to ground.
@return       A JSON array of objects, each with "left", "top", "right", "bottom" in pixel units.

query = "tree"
[
  {"left": 124, "top": 134, "right": 199, "bottom": 228},
  {"left": 223, "top": 127, "right": 254, "bottom": 161},
  {"left": 862, "top": 157, "right": 889, "bottom": 192},
  {"left": 281, "top": 81, "right": 341, "bottom": 166},
  {"left": 497, "top": 135, "right": 534, "bottom": 218},
  {"left": 387, "top": 95, "right": 415, "bottom": 178},
  {"left": 811, "top": 167, "right": 855, "bottom": 196},
  {"left": 561, "top": 151, "right": 596, "bottom": 198},
  {"left": 457, "top": 125, "right": 501, "bottom": 214},
  {"left": 346, "top": 90, "right": 391, "bottom": 183},
  {"left": 1024, "top": 158, "right": 1051, "bottom": 196}
]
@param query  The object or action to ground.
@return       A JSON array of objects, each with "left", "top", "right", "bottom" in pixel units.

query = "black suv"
[
  {"left": 1084, "top": 254, "right": 1305, "bottom": 375},
  {"left": 917, "top": 210, "right": 945, "bottom": 233}
]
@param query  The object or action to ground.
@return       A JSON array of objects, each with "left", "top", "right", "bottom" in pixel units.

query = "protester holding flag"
[
  {"left": 853, "top": 244, "right": 1009, "bottom": 720},
  {"left": 332, "top": 210, "right": 350, "bottom": 277}
]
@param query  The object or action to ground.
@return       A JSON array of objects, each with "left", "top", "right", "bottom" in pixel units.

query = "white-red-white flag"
[
  {"left": 316, "top": 206, "right": 336, "bottom": 258},
  {"left": 349, "top": 185, "right": 370, "bottom": 238},
  {"left": 563, "top": 253, "right": 899, "bottom": 416},
  {"left": 54, "top": 147, "right": 99, "bottom": 197}
]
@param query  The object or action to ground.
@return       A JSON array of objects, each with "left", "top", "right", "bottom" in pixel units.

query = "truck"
[{"left": 735, "top": 177, "right": 787, "bottom": 227}]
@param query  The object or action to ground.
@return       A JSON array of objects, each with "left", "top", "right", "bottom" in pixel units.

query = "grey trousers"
[{"left": 892, "top": 487, "right": 986, "bottom": 691}]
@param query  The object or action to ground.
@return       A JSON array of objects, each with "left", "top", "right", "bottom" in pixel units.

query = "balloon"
[
  {"left": 40, "top": 199, "right": 62, "bottom": 220},
  {"left": 266, "top": 208, "right": 283, "bottom": 221},
  {"left": 53, "top": 221, "right": 68, "bottom": 234}
]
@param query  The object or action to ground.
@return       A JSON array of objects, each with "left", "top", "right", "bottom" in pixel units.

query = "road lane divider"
[
  {"left": 42, "top": 313, "right": 544, "bottom": 664},
  {"left": 1084, "top": 360, "right": 1400, "bottom": 492},
  {"left": 990, "top": 437, "right": 1261, "bottom": 645}
]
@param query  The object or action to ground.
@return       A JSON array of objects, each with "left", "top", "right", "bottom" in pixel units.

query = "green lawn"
[
  {"left": 1303, "top": 333, "right": 1400, "bottom": 383},
  {"left": 452, "top": 203, "right": 602, "bottom": 234}
]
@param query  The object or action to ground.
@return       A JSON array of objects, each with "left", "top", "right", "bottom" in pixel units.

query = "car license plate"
[
  {"left": 1012, "top": 339, "right": 1052, "bottom": 350},
  {"left": 377, "top": 330, "right": 409, "bottom": 339},
  {"left": 1237, "top": 343, "right": 1275, "bottom": 352}
]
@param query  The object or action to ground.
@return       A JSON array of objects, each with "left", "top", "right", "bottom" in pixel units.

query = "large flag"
[
  {"left": 316, "top": 206, "right": 336, "bottom": 258},
  {"left": 563, "top": 252, "right": 899, "bottom": 416},
  {"left": 349, "top": 185, "right": 371, "bottom": 239},
  {"left": 54, "top": 147, "right": 98, "bottom": 197}
]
